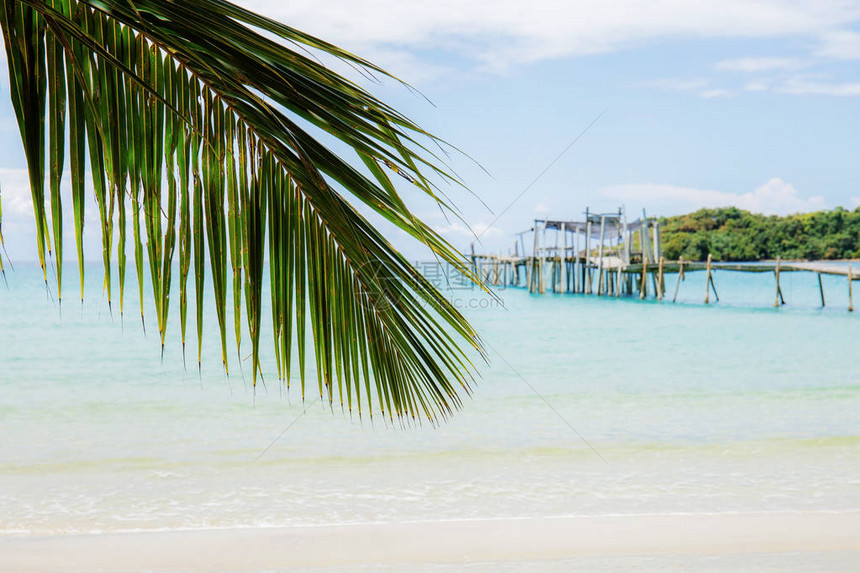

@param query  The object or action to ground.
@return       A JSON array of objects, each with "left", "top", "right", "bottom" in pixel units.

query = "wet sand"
[{"left": 2, "top": 510, "right": 859, "bottom": 572}]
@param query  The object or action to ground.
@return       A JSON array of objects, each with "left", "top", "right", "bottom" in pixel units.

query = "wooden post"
[
  {"left": 818, "top": 273, "right": 825, "bottom": 307},
  {"left": 574, "top": 225, "right": 581, "bottom": 294},
  {"left": 616, "top": 262, "right": 622, "bottom": 298},
  {"left": 704, "top": 253, "right": 712, "bottom": 304},
  {"left": 774, "top": 256, "right": 785, "bottom": 307},
  {"left": 579, "top": 224, "right": 585, "bottom": 294},
  {"left": 552, "top": 226, "right": 559, "bottom": 293},
  {"left": 540, "top": 222, "right": 547, "bottom": 294},
  {"left": 672, "top": 257, "right": 684, "bottom": 302},
  {"left": 585, "top": 219, "right": 592, "bottom": 294},
  {"left": 641, "top": 209, "right": 652, "bottom": 264},
  {"left": 529, "top": 221, "right": 539, "bottom": 293},
  {"left": 773, "top": 257, "right": 779, "bottom": 308},
  {"left": 657, "top": 257, "right": 664, "bottom": 301},
  {"left": 651, "top": 272, "right": 659, "bottom": 299},
  {"left": 560, "top": 223, "right": 567, "bottom": 294},
  {"left": 621, "top": 206, "right": 630, "bottom": 266},
  {"left": 640, "top": 259, "right": 648, "bottom": 300},
  {"left": 709, "top": 256, "right": 719, "bottom": 302},
  {"left": 536, "top": 222, "right": 543, "bottom": 294},
  {"left": 849, "top": 265, "right": 854, "bottom": 312},
  {"left": 597, "top": 216, "right": 606, "bottom": 295}
]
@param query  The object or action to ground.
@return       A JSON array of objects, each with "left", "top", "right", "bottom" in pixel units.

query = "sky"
[{"left": 2, "top": 0, "right": 860, "bottom": 261}]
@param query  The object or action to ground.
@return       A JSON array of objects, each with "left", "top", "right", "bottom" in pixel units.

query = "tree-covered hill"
[{"left": 658, "top": 207, "right": 860, "bottom": 261}]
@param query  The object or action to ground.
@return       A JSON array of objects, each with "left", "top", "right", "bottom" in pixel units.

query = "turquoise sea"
[{"left": 1, "top": 263, "right": 859, "bottom": 538}]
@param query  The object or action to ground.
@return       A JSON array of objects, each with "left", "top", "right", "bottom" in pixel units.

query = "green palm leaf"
[{"left": 0, "top": 0, "right": 484, "bottom": 422}]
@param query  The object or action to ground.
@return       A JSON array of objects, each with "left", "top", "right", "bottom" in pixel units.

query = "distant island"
[{"left": 658, "top": 207, "right": 860, "bottom": 262}]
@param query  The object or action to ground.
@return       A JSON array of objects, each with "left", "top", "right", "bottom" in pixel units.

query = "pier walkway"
[{"left": 470, "top": 207, "right": 859, "bottom": 310}]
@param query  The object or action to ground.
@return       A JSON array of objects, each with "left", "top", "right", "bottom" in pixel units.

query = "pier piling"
[
  {"left": 672, "top": 257, "right": 684, "bottom": 303},
  {"left": 640, "top": 259, "right": 648, "bottom": 300},
  {"left": 818, "top": 273, "right": 825, "bottom": 307},
  {"left": 704, "top": 254, "right": 712, "bottom": 304},
  {"left": 774, "top": 256, "right": 785, "bottom": 307}
]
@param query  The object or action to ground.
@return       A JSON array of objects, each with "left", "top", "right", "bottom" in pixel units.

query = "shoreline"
[{"left": 2, "top": 510, "right": 859, "bottom": 571}]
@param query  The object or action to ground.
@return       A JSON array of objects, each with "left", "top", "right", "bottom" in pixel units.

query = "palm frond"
[{"left": 0, "top": 0, "right": 485, "bottom": 423}]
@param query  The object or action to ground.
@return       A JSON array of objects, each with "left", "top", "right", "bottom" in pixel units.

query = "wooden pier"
[{"left": 471, "top": 207, "right": 860, "bottom": 310}]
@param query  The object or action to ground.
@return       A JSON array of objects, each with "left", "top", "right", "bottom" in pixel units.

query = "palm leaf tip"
[{"left": 1, "top": 0, "right": 483, "bottom": 421}]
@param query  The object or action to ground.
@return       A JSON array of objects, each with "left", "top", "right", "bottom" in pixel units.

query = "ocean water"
[{"left": 0, "top": 263, "right": 858, "bottom": 536}]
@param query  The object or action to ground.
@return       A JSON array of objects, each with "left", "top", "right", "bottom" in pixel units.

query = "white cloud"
[
  {"left": 0, "top": 168, "right": 155, "bottom": 262},
  {"left": 743, "top": 79, "right": 772, "bottom": 92},
  {"left": 1, "top": 169, "right": 103, "bottom": 260},
  {"left": 0, "top": 168, "right": 35, "bottom": 217},
  {"left": 641, "top": 77, "right": 734, "bottom": 99},
  {"left": 341, "top": 46, "right": 456, "bottom": 83},
  {"left": 715, "top": 56, "right": 808, "bottom": 72},
  {"left": 699, "top": 88, "right": 733, "bottom": 99},
  {"left": 641, "top": 77, "right": 711, "bottom": 91},
  {"left": 728, "top": 70, "right": 860, "bottom": 98},
  {"left": 434, "top": 220, "right": 503, "bottom": 240},
  {"left": 850, "top": 197, "right": 860, "bottom": 209},
  {"left": 774, "top": 75, "right": 860, "bottom": 96},
  {"left": 237, "top": 1, "right": 860, "bottom": 75},
  {"left": 816, "top": 30, "right": 860, "bottom": 59},
  {"left": 599, "top": 177, "right": 826, "bottom": 216}
]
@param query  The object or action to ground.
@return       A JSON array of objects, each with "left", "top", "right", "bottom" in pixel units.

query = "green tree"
[
  {"left": 659, "top": 206, "right": 860, "bottom": 262},
  {"left": 0, "top": 0, "right": 483, "bottom": 422}
]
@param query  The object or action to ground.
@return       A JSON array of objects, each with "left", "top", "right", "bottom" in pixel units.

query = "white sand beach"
[
  {"left": 2, "top": 511, "right": 859, "bottom": 572},
  {"left": 5, "top": 275, "right": 860, "bottom": 572}
]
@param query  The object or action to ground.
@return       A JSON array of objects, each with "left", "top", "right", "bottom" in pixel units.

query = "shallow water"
[{"left": 1, "top": 263, "right": 858, "bottom": 535}]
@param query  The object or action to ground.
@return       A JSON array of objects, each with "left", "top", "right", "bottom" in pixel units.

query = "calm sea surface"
[{"left": 1, "top": 263, "right": 858, "bottom": 535}]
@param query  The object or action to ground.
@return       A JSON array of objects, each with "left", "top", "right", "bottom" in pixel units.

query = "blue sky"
[{"left": 2, "top": 0, "right": 860, "bottom": 260}]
